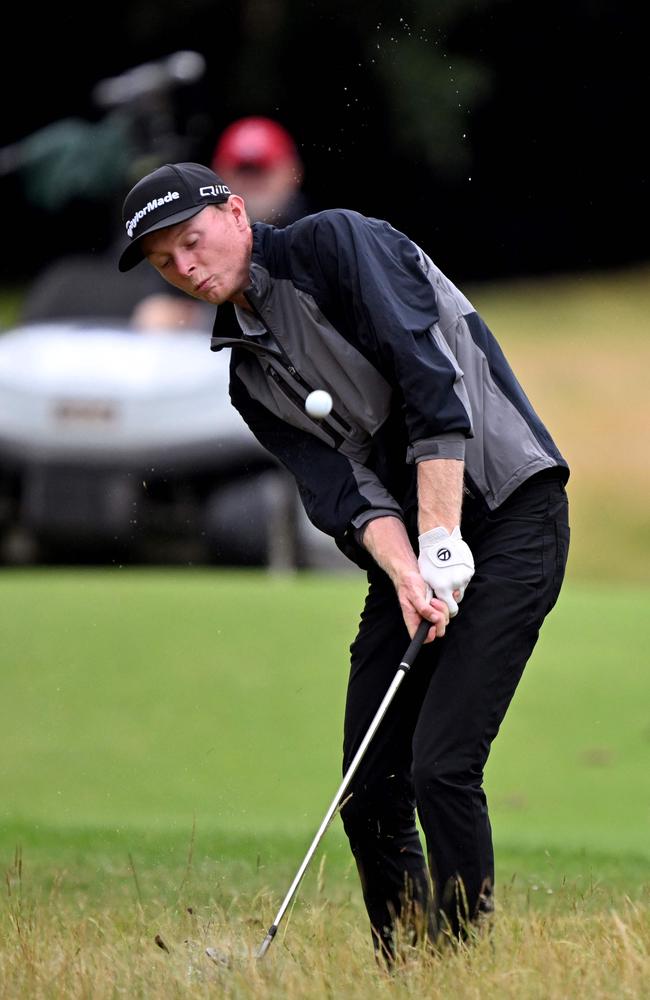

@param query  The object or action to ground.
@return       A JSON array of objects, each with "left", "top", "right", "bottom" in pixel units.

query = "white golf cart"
[{"left": 0, "top": 320, "right": 348, "bottom": 570}]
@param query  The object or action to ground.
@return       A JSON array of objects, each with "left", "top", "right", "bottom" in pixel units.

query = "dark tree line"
[{"left": 2, "top": 0, "right": 645, "bottom": 284}]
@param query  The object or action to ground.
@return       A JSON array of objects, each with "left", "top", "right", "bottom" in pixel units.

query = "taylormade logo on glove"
[{"left": 418, "top": 526, "right": 475, "bottom": 617}]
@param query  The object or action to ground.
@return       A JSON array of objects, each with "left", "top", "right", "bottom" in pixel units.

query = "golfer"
[{"left": 118, "top": 162, "right": 570, "bottom": 962}]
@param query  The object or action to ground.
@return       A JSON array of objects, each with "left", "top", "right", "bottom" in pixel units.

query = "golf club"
[{"left": 254, "top": 616, "right": 432, "bottom": 961}]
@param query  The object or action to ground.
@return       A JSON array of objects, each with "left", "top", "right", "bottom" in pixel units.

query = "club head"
[
  {"left": 205, "top": 943, "right": 254, "bottom": 969},
  {"left": 205, "top": 945, "right": 232, "bottom": 968}
]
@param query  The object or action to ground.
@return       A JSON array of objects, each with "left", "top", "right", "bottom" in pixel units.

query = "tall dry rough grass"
[{"left": 2, "top": 882, "right": 648, "bottom": 999}]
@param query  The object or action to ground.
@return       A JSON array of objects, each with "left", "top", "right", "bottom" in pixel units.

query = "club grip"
[{"left": 400, "top": 618, "right": 431, "bottom": 671}]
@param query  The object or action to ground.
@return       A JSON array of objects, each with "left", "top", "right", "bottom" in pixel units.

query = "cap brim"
[{"left": 117, "top": 205, "right": 208, "bottom": 272}]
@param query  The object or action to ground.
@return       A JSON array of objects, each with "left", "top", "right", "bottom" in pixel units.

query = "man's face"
[{"left": 141, "top": 200, "right": 252, "bottom": 305}]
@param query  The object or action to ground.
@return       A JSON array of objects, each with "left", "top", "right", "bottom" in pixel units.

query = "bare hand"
[{"left": 397, "top": 570, "right": 452, "bottom": 643}]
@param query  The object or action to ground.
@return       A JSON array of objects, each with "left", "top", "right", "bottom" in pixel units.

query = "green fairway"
[
  {"left": 1, "top": 569, "right": 360, "bottom": 837},
  {"left": 1, "top": 569, "right": 648, "bottom": 872}
]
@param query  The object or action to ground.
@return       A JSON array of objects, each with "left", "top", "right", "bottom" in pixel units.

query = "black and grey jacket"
[{"left": 210, "top": 209, "right": 569, "bottom": 565}]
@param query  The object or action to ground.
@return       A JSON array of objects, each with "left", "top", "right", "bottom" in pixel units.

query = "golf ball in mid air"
[{"left": 305, "top": 389, "right": 333, "bottom": 419}]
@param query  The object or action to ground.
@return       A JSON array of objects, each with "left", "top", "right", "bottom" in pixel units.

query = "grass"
[
  {"left": 2, "top": 845, "right": 648, "bottom": 998},
  {"left": 1, "top": 570, "right": 648, "bottom": 853},
  {"left": 1, "top": 569, "right": 649, "bottom": 996}
]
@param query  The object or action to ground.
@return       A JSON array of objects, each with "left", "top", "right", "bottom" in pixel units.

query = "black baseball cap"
[{"left": 118, "top": 162, "right": 232, "bottom": 272}]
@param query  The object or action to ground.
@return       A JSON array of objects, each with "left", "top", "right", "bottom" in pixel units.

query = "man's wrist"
[
  {"left": 418, "top": 524, "right": 460, "bottom": 545},
  {"left": 362, "top": 515, "right": 419, "bottom": 585}
]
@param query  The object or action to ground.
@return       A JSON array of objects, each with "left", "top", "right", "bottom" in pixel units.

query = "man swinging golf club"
[{"left": 118, "top": 161, "right": 570, "bottom": 964}]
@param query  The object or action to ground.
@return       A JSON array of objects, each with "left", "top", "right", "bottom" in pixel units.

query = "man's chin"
[{"left": 200, "top": 288, "right": 226, "bottom": 305}]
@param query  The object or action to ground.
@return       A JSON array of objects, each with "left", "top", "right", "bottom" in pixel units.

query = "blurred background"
[
  {"left": 0, "top": 0, "right": 647, "bottom": 579},
  {"left": 0, "top": 5, "right": 648, "bottom": 966},
  {"left": 2, "top": 0, "right": 647, "bottom": 283}
]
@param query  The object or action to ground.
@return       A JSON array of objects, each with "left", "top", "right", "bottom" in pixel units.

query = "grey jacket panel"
[
  {"left": 234, "top": 274, "right": 394, "bottom": 465},
  {"left": 415, "top": 250, "right": 565, "bottom": 507},
  {"left": 347, "top": 459, "right": 406, "bottom": 526},
  {"left": 444, "top": 314, "right": 557, "bottom": 505},
  {"left": 232, "top": 349, "right": 370, "bottom": 465}
]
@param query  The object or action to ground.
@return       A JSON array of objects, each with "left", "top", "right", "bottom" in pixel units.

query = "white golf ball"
[{"left": 305, "top": 389, "right": 333, "bottom": 419}]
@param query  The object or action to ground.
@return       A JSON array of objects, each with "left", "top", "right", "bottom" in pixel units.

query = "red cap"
[{"left": 212, "top": 117, "right": 299, "bottom": 171}]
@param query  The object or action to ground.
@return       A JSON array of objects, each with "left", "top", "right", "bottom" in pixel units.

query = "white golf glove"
[{"left": 418, "top": 526, "right": 475, "bottom": 617}]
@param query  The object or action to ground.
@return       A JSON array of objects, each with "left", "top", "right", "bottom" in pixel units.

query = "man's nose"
[{"left": 175, "top": 253, "right": 196, "bottom": 277}]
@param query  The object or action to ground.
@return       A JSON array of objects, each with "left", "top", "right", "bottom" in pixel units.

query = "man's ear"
[{"left": 228, "top": 195, "right": 249, "bottom": 227}]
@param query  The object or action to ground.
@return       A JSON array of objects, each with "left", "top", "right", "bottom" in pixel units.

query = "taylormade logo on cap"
[
  {"left": 126, "top": 191, "right": 181, "bottom": 238},
  {"left": 125, "top": 183, "right": 232, "bottom": 238}
]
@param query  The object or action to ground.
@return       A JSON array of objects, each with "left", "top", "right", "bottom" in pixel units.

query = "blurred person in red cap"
[
  {"left": 211, "top": 116, "right": 311, "bottom": 227},
  {"left": 130, "top": 117, "right": 312, "bottom": 331}
]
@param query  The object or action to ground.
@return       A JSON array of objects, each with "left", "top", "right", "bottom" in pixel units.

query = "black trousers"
[{"left": 340, "top": 472, "right": 570, "bottom": 958}]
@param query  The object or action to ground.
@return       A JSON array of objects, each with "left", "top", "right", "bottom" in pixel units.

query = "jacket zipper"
[
  {"left": 243, "top": 293, "right": 354, "bottom": 435},
  {"left": 265, "top": 364, "right": 345, "bottom": 449}
]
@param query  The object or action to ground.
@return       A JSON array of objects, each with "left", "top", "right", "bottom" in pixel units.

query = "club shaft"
[{"left": 256, "top": 618, "right": 430, "bottom": 959}]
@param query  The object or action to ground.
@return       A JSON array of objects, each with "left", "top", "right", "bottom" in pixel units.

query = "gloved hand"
[{"left": 417, "top": 525, "right": 475, "bottom": 617}]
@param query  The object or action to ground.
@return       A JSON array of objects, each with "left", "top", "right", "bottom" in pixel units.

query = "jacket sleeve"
[
  {"left": 229, "top": 363, "right": 404, "bottom": 567},
  {"left": 289, "top": 210, "right": 473, "bottom": 462}
]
